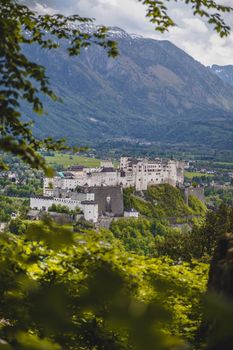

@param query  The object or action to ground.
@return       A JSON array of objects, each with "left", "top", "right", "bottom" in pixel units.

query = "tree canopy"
[
  {"left": 0, "top": 221, "right": 209, "bottom": 350},
  {"left": 0, "top": 0, "right": 232, "bottom": 172}
]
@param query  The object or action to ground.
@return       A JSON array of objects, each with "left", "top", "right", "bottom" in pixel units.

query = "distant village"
[{"left": 30, "top": 157, "right": 185, "bottom": 225}]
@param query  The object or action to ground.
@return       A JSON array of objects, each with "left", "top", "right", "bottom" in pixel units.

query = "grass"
[
  {"left": 45, "top": 153, "right": 101, "bottom": 168},
  {"left": 213, "top": 162, "right": 233, "bottom": 166},
  {"left": 185, "top": 172, "right": 214, "bottom": 179}
]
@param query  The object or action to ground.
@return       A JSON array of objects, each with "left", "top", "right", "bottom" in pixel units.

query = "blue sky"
[{"left": 26, "top": 0, "right": 233, "bottom": 66}]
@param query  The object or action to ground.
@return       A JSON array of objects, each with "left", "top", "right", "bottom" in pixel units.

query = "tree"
[
  {"left": 155, "top": 204, "right": 233, "bottom": 263},
  {"left": 139, "top": 0, "right": 232, "bottom": 36},
  {"left": 0, "top": 0, "right": 232, "bottom": 172},
  {"left": 9, "top": 217, "right": 27, "bottom": 234},
  {"left": 0, "top": 0, "right": 118, "bottom": 174},
  {"left": 0, "top": 224, "right": 208, "bottom": 350}
]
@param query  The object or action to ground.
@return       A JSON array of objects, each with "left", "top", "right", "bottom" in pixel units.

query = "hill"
[
  {"left": 123, "top": 184, "right": 206, "bottom": 221},
  {"left": 24, "top": 26, "right": 233, "bottom": 150},
  {"left": 110, "top": 184, "right": 206, "bottom": 257}
]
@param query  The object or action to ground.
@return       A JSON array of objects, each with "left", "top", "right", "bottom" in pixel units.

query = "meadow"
[{"left": 44, "top": 153, "right": 101, "bottom": 168}]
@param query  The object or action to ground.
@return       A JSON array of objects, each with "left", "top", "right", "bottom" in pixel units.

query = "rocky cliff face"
[{"left": 24, "top": 27, "right": 233, "bottom": 149}]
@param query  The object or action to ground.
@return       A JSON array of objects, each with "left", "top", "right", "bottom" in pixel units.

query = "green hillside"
[
  {"left": 124, "top": 184, "right": 206, "bottom": 221},
  {"left": 111, "top": 184, "right": 207, "bottom": 257}
]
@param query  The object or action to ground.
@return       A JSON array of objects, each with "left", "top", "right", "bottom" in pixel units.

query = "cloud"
[
  {"left": 27, "top": 0, "right": 233, "bottom": 66},
  {"left": 34, "top": 3, "right": 56, "bottom": 14}
]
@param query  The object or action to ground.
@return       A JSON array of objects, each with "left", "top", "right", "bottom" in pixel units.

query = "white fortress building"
[
  {"left": 119, "top": 157, "right": 184, "bottom": 190},
  {"left": 43, "top": 157, "right": 184, "bottom": 196},
  {"left": 30, "top": 193, "right": 99, "bottom": 223},
  {"left": 31, "top": 156, "right": 184, "bottom": 223}
]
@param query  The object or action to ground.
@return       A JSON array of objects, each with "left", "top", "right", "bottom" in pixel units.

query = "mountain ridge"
[
  {"left": 210, "top": 64, "right": 233, "bottom": 88},
  {"left": 23, "top": 26, "right": 233, "bottom": 150}
]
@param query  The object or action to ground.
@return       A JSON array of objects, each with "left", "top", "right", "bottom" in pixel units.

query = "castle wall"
[
  {"left": 30, "top": 197, "right": 81, "bottom": 211},
  {"left": 30, "top": 196, "right": 99, "bottom": 223},
  {"left": 87, "top": 171, "right": 118, "bottom": 187},
  {"left": 52, "top": 189, "right": 94, "bottom": 202},
  {"left": 89, "top": 186, "right": 124, "bottom": 217},
  {"left": 82, "top": 202, "right": 99, "bottom": 223},
  {"left": 183, "top": 187, "right": 205, "bottom": 204}
]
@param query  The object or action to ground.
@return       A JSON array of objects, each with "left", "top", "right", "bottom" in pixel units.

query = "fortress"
[
  {"left": 43, "top": 157, "right": 184, "bottom": 196},
  {"left": 30, "top": 157, "right": 184, "bottom": 224}
]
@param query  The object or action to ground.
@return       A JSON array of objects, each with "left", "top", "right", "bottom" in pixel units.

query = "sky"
[{"left": 25, "top": 0, "right": 233, "bottom": 66}]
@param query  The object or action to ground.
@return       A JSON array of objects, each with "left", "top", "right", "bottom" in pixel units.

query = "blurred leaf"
[
  {"left": 16, "top": 332, "right": 61, "bottom": 350},
  {"left": 26, "top": 217, "right": 74, "bottom": 249}
]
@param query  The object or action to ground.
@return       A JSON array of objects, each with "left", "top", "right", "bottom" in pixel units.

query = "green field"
[
  {"left": 45, "top": 153, "right": 101, "bottom": 168},
  {"left": 185, "top": 171, "right": 214, "bottom": 179},
  {"left": 213, "top": 162, "right": 233, "bottom": 166}
]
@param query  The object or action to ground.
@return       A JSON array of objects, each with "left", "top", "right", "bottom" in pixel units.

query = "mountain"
[
  {"left": 24, "top": 27, "right": 233, "bottom": 150},
  {"left": 210, "top": 64, "right": 233, "bottom": 87}
]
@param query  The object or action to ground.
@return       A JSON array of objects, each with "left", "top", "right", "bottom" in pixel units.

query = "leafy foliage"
[
  {"left": 156, "top": 204, "right": 233, "bottom": 263},
  {"left": 155, "top": 227, "right": 201, "bottom": 263},
  {"left": 110, "top": 217, "right": 156, "bottom": 256},
  {"left": 0, "top": 195, "right": 29, "bottom": 221},
  {"left": 205, "top": 186, "right": 233, "bottom": 207},
  {"left": 188, "top": 195, "right": 207, "bottom": 216},
  {"left": 0, "top": 0, "right": 117, "bottom": 173},
  {"left": 9, "top": 217, "right": 28, "bottom": 235},
  {"left": 193, "top": 203, "right": 233, "bottom": 257},
  {"left": 140, "top": 0, "right": 232, "bottom": 36},
  {"left": 0, "top": 225, "right": 208, "bottom": 349},
  {"left": 124, "top": 185, "right": 206, "bottom": 221},
  {"left": 146, "top": 185, "right": 193, "bottom": 218},
  {"left": 48, "top": 203, "right": 81, "bottom": 215}
]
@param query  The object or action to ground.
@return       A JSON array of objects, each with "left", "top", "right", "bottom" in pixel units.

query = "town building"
[{"left": 124, "top": 209, "right": 139, "bottom": 218}]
